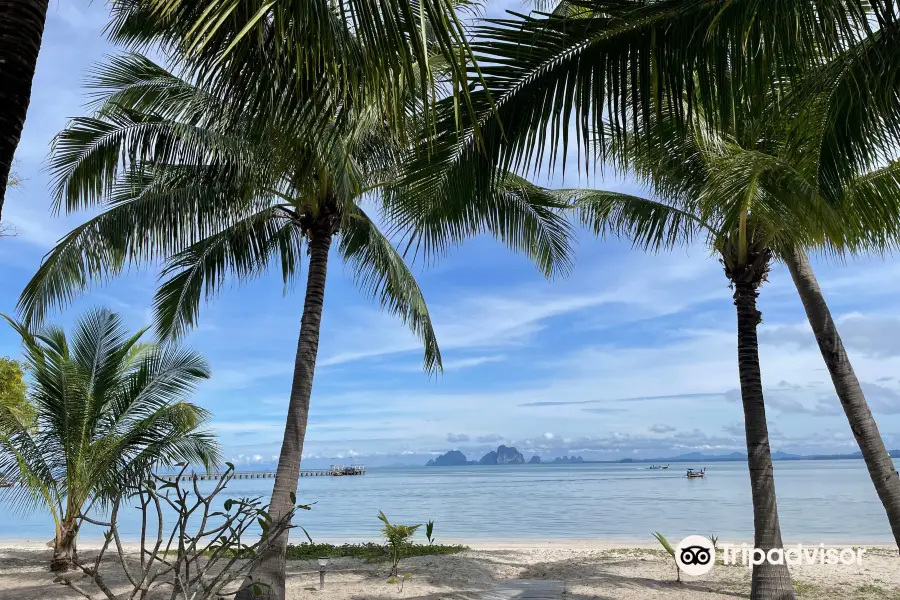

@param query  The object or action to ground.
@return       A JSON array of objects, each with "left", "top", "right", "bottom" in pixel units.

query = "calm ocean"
[{"left": 0, "top": 460, "right": 892, "bottom": 545}]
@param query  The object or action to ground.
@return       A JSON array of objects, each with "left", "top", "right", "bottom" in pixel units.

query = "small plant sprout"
[
  {"left": 387, "top": 573, "right": 413, "bottom": 592},
  {"left": 652, "top": 532, "right": 681, "bottom": 583},
  {"left": 378, "top": 511, "right": 421, "bottom": 578},
  {"left": 708, "top": 534, "right": 719, "bottom": 550},
  {"left": 426, "top": 519, "right": 435, "bottom": 545}
]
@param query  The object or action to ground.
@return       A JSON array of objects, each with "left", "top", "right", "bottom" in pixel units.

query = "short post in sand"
[{"left": 317, "top": 557, "right": 329, "bottom": 590}]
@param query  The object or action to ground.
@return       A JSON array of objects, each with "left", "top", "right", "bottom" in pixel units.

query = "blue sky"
[{"left": 6, "top": 2, "right": 900, "bottom": 468}]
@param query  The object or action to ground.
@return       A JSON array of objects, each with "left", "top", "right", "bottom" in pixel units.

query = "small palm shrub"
[
  {"left": 0, "top": 308, "right": 219, "bottom": 571},
  {"left": 378, "top": 511, "right": 421, "bottom": 577}
]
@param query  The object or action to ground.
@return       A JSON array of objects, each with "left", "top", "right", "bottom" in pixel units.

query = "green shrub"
[{"left": 283, "top": 542, "right": 466, "bottom": 562}]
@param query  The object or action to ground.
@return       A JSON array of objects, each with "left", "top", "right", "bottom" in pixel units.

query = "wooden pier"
[
  {"left": 0, "top": 466, "right": 365, "bottom": 488},
  {"left": 154, "top": 464, "right": 366, "bottom": 483}
]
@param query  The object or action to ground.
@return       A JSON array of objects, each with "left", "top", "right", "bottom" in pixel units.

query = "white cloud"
[{"left": 313, "top": 248, "right": 726, "bottom": 369}]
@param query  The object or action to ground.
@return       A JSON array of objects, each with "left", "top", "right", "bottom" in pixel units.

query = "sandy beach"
[{"left": 1, "top": 541, "right": 898, "bottom": 600}]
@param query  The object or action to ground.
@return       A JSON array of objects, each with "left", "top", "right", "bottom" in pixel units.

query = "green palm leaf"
[
  {"left": 152, "top": 205, "right": 300, "bottom": 339},
  {"left": 339, "top": 204, "right": 442, "bottom": 372},
  {"left": 106, "top": 0, "right": 488, "bottom": 144}
]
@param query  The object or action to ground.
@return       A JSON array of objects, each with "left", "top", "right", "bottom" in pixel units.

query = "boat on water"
[
  {"left": 648, "top": 464, "right": 670, "bottom": 470},
  {"left": 686, "top": 468, "right": 706, "bottom": 478}
]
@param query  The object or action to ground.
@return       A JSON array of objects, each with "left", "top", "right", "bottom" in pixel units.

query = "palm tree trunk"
[
  {"left": 50, "top": 519, "right": 78, "bottom": 572},
  {"left": 0, "top": 0, "right": 49, "bottom": 215},
  {"left": 239, "top": 228, "right": 333, "bottom": 600},
  {"left": 784, "top": 248, "right": 900, "bottom": 549},
  {"left": 733, "top": 280, "right": 795, "bottom": 600}
]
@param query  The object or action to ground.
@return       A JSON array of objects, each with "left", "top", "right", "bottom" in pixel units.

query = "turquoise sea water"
[{"left": 0, "top": 460, "right": 892, "bottom": 545}]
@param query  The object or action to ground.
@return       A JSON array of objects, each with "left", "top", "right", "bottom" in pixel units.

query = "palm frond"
[
  {"left": 388, "top": 169, "right": 575, "bottom": 278},
  {"left": 836, "top": 160, "right": 900, "bottom": 252},
  {"left": 785, "top": 24, "right": 900, "bottom": 202},
  {"left": 566, "top": 188, "right": 707, "bottom": 252},
  {"left": 339, "top": 205, "right": 442, "bottom": 373},
  {"left": 19, "top": 163, "right": 272, "bottom": 327},
  {"left": 152, "top": 207, "right": 301, "bottom": 339},
  {"left": 106, "top": 0, "right": 486, "bottom": 142}
]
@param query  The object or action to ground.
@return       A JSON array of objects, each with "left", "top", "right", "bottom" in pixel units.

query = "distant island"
[
  {"left": 427, "top": 445, "right": 526, "bottom": 466},
  {"left": 612, "top": 449, "right": 900, "bottom": 463},
  {"left": 426, "top": 447, "right": 592, "bottom": 466},
  {"left": 425, "top": 450, "right": 476, "bottom": 466},
  {"left": 552, "top": 456, "right": 584, "bottom": 463},
  {"left": 424, "top": 448, "right": 900, "bottom": 467}
]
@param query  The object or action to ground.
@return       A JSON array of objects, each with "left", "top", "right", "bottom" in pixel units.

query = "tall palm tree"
[
  {"left": 772, "top": 29, "right": 900, "bottom": 546},
  {"left": 0, "top": 308, "right": 219, "bottom": 572},
  {"left": 18, "top": 54, "right": 571, "bottom": 598},
  {"left": 402, "top": 0, "right": 900, "bottom": 552},
  {"left": 782, "top": 247, "right": 900, "bottom": 546},
  {"left": 557, "top": 89, "right": 900, "bottom": 596},
  {"left": 0, "top": 0, "right": 49, "bottom": 215}
]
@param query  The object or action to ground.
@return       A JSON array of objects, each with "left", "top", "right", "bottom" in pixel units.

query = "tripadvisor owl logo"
[{"left": 675, "top": 535, "right": 716, "bottom": 576}]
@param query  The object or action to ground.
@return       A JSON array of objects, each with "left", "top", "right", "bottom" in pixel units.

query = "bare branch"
[
  {"left": 59, "top": 576, "right": 102, "bottom": 600},
  {"left": 56, "top": 471, "right": 303, "bottom": 600}
]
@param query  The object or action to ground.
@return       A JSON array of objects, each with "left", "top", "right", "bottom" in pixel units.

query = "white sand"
[{"left": 1, "top": 541, "right": 898, "bottom": 599}]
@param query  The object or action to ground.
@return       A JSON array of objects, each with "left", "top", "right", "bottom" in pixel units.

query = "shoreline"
[{"left": 2, "top": 537, "right": 894, "bottom": 551}]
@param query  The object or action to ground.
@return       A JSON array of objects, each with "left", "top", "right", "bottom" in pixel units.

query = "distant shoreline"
[
  {"left": 421, "top": 454, "right": 892, "bottom": 467},
  {"left": 143, "top": 455, "right": 885, "bottom": 476}
]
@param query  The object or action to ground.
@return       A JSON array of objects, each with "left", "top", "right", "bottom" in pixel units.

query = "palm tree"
[
  {"left": 772, "top": 29, "right": 900, "bottom": 547},
  {"left": 782, "top": 247, "right": 900, "bottom": 546},
  {"left": 557, "top": 84, "right": 900, "bottom": 595},
  {"left": 403, "top": 0, "right": 900, "bottom": 552},
  {"left": 0, "top": 308, "right": 219, "bottom": 572},
  {"left": 0, "top": 0, "right": 49, "bottom": 215},
  {"left": 19, "top": 54, "right": 571, "bottom": 597}
]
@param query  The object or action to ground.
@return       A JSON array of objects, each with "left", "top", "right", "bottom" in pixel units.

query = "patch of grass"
[
  {"left": 861, "top": 547, "right": 896, "bottom": 558},
  {"left": 792, "top": 580, "right": 821, "bottom": 597},
  {"left": 284, "top": 542, "right": 467, "bottom": 562},
  {"left": 855, "top": 583, "right": 892, "bottom": 598},
  {"left": 599, "top": 548, "right": 666, "bottom": 559}
]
